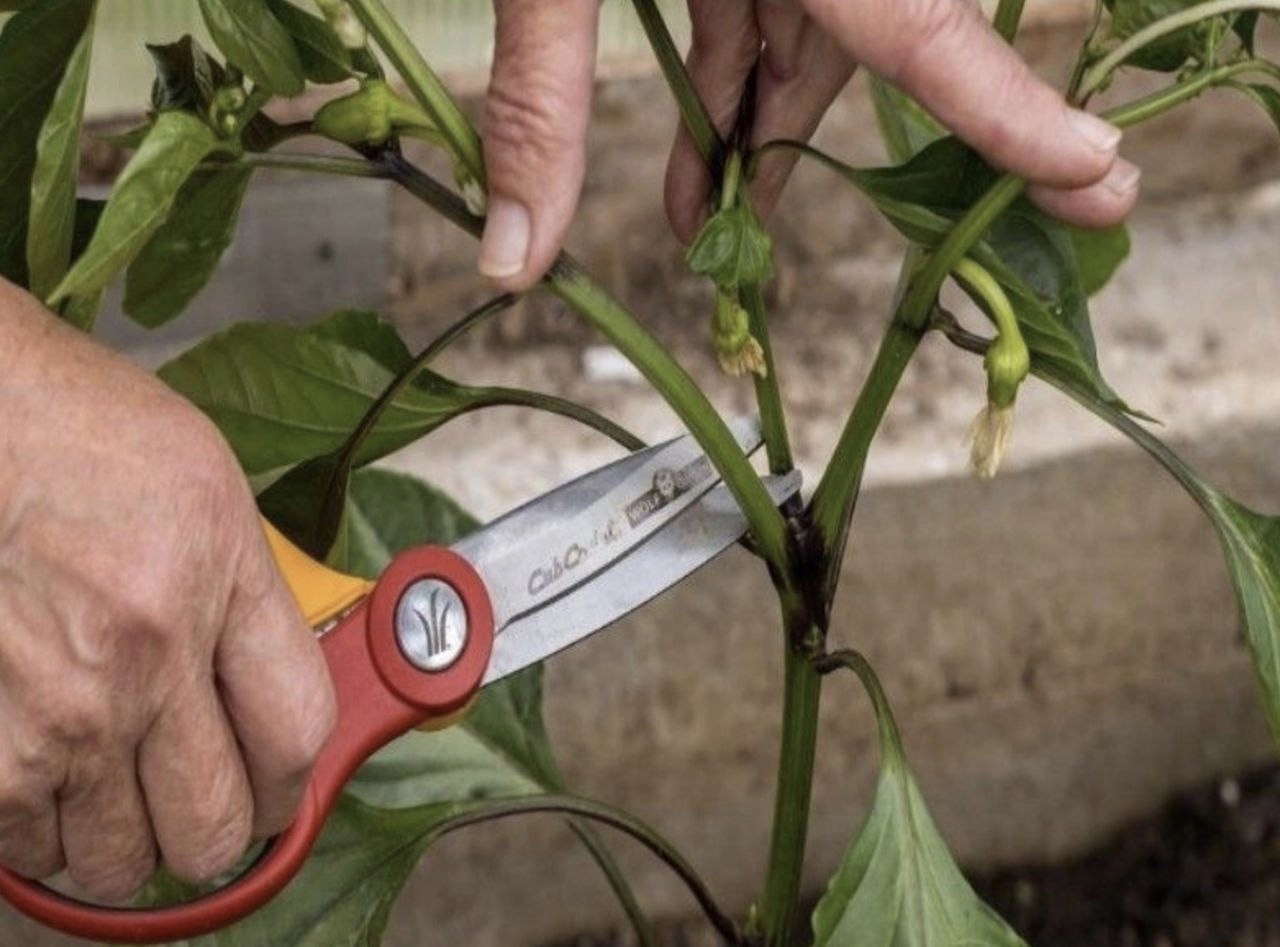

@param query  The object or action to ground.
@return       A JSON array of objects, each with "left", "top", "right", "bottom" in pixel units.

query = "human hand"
[
  {"left": 0, "top": 279, "right": 335, "bottom": 902},
  {"left": 476, "top": 0, "right": 1139, "bottom": 291}
]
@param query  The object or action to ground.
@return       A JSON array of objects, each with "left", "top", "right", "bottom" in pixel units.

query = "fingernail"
[
  {"left": 478, "top": 197, "right": 531, "bottom": 280},
  {"left": 1104, "top": 157, "right": 1142, "bottom": 196},
  {"left": 1066, "top": 109, "right": 1122, "bottom": 154}
]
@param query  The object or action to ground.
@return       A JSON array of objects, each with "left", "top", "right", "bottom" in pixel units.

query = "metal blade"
[
  {"left": 481, "top": 470, "right": 801, "bottom": 685},
  {"left": 454, "top": 417, "right": 762, "bottom": 629}
]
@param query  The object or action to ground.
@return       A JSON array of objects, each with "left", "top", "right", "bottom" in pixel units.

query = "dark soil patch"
[{"left": 976, "top": 765, "right": 1280, "bottom": 947}]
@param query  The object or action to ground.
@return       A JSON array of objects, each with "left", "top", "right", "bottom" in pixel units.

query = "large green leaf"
[
  {"left": 197, "top": 0, "right": 305, "bottom": 97},
  {"left": 0, "top": 0, "right": 95, "bottom": 286},
  {"left": 48, "top": 110, "right": 224, "bottom": 321},
  {"left": 264, "top": 0, "right": 353, "bottom": 84},
  {"left": 123, "top": 165, "right": 253, "bottom": 327},
  {"left": 25, "top": 2, "right": 94, "bottom": 299},
  {"left": 158, "top": 311, "right": 499, "bottom": 482},
  {"left": 769, "top": 137, "right": 1134, "bottom": 413},
  {"left": 812, "top": 655, "right": 1026, "bottom": 947}
]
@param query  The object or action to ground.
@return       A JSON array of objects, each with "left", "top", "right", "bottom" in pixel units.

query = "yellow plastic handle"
[{"left": 261, "top": 518, "right": 375, "bottom": 629}]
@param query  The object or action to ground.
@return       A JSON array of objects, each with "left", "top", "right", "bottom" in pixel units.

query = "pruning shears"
[{"left": 0, "top": 418, "right": 800, "bottom": 944}]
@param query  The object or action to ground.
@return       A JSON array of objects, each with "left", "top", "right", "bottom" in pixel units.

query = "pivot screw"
[{"left": 394, "top": 579, "right": 468, "bottom": 672}]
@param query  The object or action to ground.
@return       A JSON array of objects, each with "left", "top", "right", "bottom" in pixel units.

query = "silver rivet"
[{"left": 394, "top": 579, "right": 468, "bottom": 672}]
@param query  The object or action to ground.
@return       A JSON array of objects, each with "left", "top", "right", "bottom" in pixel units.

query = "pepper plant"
[{"left": 3, "top": 0, "right": 1280, "bottom": 943}]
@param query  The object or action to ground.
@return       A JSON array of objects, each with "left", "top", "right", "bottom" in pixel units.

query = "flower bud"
[
  {"left": 712, "top": 291, "right": 767, "bottom": 378},
  {"left": 968, "top": 330, "right": 1029, "bottom": 478},
  {"left": 314, "top": 80, "right": 393, "bottom": 145}
]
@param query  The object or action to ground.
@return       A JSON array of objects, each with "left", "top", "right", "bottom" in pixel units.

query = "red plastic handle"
[{"left": 0, "top": 545, "right": 494, "bottom": 944}]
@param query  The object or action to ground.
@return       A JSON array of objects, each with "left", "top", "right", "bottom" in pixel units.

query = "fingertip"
[
  {"left": 664, "top": 132, "right": 712, "bottom": 244},
  {"left": 478, "top": 196, "right": 536, "bottom": 289},
  {"left": 1027, "top": 157, "right": 1141, "bottom": 228}
]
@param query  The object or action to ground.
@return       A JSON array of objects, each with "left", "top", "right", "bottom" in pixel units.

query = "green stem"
[
  {"left": 1103, "top": 58, "right": 1280, "bottom": 126},
  {"left": 992, "top": 0, "right": 1027, "bottom": 42},
  {"left": 427, "top": 794, "right": 742, "bottom": 945},
  {"left": 759, "top": 610, "right": 823, "bottom": 947},
  {"left": 813, "top": 649, "right": 904, "bottom": 768},
  {"left": 345, "top": 0, "right": 485, "bottom": 183},
  {"left": 1077, "top": 0, "right": 1280, "bottom": 98},
  {"left": 472, "top": 385, "right": 645, "bottom": 452},
  {"left": 237, "top": 151, "right": 386, "bottom": 177},
  {"left": 549, "top": 258, "right": 794, "bottom": 580},
  {"left": 379, "top": 154, "right": 789, "bottom": 568},
  {"left": 807, "top": 316, "right": 923, "bottom": 596},
  {"left": 631, "top": 0, "right": 720, "bottom": 168},
  {"left": 569, "top": 823, "right": 660, "bottom": 947},
  {"left": 741, "top": 282, "right": 793, "bottom": 475}
]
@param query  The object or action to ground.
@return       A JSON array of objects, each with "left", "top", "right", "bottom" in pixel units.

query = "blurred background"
[{"left": 11, "top": 1, "right": 1280, "bottom": 945}]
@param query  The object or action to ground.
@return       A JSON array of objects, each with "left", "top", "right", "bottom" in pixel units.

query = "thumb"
[{"left": 479, "top": 0, "right": 600, "bottom": 291}]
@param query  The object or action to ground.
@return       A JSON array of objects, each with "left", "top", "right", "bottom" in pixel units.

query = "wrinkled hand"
[
  {"left": 477, "top": 0, "right": 1141, "bottom": 290},
  {"left": 0, "top": 279, "right": 335, "bottom": 902}
]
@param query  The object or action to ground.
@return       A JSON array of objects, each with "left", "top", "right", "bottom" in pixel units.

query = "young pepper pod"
[{"left": 953, "top": 258, "right": 1030, "bottom": 479}]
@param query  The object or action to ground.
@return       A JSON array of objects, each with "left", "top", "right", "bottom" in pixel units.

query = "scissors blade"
[
  {"left": 481, "top": 470, "right": 801, "bottom": 685},
  {"left": 454, "top": 417, "right": 763, "bottom": 630}
]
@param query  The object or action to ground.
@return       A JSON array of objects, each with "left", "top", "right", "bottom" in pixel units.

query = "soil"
[{"left": 546, "top": 764, "right": 1280, "bottom": 947}]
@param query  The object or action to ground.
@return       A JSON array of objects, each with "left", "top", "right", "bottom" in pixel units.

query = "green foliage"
[
  {"left": 812, "top": 657, "right": 1026, "bottom": 947},
  {"left": 25, "top": 5, "right": 94, "bottom": 299},
  {"left": 264, "top": 0, "right": 354, "bottom": 84},
  {"left": 1107, "top": 0, "right": 1212, "bottom": 70},
  {"left": 685, "top": 201, "right": 774, "bottom": 290},
  {"left": 197, "top": 0, "right": 305, "bottom": 96},
  {"left": 0, "top": 0, "right": 95, "bottom": 287},
  {"left": 48, "top": 110, "right": 227, "bottom": 324},
  {"left": 123, "top": 165, "right": 253, "bottom": 326},
  {"left": 157, "top": 311, "right": 501, "bottom": 484},
  {"left": 148, "top": 35, "right": 225, "bottom": 112}
]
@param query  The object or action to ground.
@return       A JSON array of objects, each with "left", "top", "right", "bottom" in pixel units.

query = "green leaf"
[
  {"left": 265, "top": 0, "right": 353, "bottom": 84},
  {"left": 147, "top": 35, "right": 225, "bottom": 113},
  {"left": 123, "top": 164, "right": 253, "bottom": 327},
  {"left": 25, "top": 3, "right": 94, "bottom": 299},
  {"left": 48, "top": 110, "right": 223, "bottom": 317},
  {"left": 1107, "top": 0, "right": 1216, "bottom": 71},
  {"left": 1232, "top": 82, "right": 1280, "bottom": 137},
  {"left": 157, "top": 311, "right": 495, "bottom": 482},
  {"left": 0, "top": 0, "right": 95, "bottom": 287},
  {"left": 197, "top": 0, "right": 305, "bottom": 97},
  {"left": 812, "top": 655, "right": 1027, "bottom": 947},
  {"left": 768, "top": 137, "right": 1136, "bottom": 413},
  {"left": 1033, "top": 363, "right": 1280, "bottom": 753},
  {"left": 1069, "top": 221, "right": 1130, "bottom": 296},
  {"left": 685, "top": 201, "right": 774, "bottom": 290}
]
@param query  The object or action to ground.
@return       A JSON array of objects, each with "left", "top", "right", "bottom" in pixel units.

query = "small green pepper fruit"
[
  {"left": 712, "top": 290, "right": 767, "bottom": 378},
  {"left": 315, "top": 0, "right": 367, "bottom": 49},
  {"left": 314, "top": 79, "right": 438, "bottom": 147},
  {"left": 968, "top": 324, "right": 1030, "bottom": 479}
]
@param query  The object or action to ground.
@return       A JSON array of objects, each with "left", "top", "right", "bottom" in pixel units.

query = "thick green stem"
[
  {"left": 759, "top": 611, "right": 824, "bottom": 947},
  {"left": 1077, "top": 0, "right": 1280, "bottom": 98},
  {"left": 345, "top": 0, "right": 485, "bottom": 183},
  {"left": 807, "top": 318, "right": 922, "bottom": 596},
  {"left": 631, "top": 0, "right": 720, "bottom": 167},
  {"left": 992, "top": 0, "right": 1027, "bottom": 42},
  {"left": 741, "top": 282, "right": 793, "bottom": 475},
  {"left": 549, "top": 258, "right": 794, "bottom": 580}
]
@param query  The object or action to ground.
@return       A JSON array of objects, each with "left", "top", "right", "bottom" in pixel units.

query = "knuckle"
[
  {"left": 484, "top": 79, "right": 578, "bottom": 172},
  {"left": 45, "top": 690, "right": 111, "bottom": 747}
]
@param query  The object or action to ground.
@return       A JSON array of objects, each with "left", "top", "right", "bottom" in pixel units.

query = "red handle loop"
[{"left": 0, "top": 546, "right": 493, "bottom": 944}]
